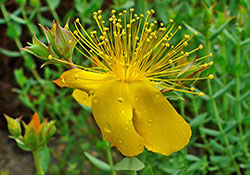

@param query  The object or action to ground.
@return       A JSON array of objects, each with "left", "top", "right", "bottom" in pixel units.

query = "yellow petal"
[
  {"left": 72, "top": 89, "right": 92, "bottom": 107},
  {"left": 128, "top": 80, "right": 191, "bottom": 156},
  {"left": 53, "top": 68, "right": 113, "bottom": 92},
  {"left": 92, "top": 80, "right": 144, "bottom": 156}
]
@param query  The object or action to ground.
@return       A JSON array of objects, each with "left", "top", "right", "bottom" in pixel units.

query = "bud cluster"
[
  {"left": 4, "top": 113, "right": 56, "bottom": 150},
  {"left": 23, "top": 18, "right": 76, "bottom": 65}
]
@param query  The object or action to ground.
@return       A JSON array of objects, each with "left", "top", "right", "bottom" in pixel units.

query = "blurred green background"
[{"left": 0, "top": 0, "right": 249, "bottom": 174}]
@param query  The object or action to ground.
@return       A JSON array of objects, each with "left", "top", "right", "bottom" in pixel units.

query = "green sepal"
[
  {"left": 55, "top": 22, "right": 76, "bottom": 60},
  {"left": 22, "top": 34, "right": 49, "bottom": 60},
  {"left": 9, "top": 136, "right": 32, "bottom": 151},
  {"left": 23, "top": 128, "right": 39, "bottom": 149},
  {"left": 4, "top": 114, "right": 22, "bottom": 138}
]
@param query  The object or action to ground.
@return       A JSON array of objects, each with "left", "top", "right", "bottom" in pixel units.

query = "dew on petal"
[
  {"left": 104, "top": 123, "right": 111, "bottom": 134},
  {"left": 118, "top": 138, "right": 124, "bottom": 144},
  {"left": 118, "top": 97, "right": 124, "bottom": 103},
  {"left": 93, "top": 97, "right": 98, "bottom": 103}
]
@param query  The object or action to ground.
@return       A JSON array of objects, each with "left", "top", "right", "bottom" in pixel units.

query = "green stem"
[
  {"left": 32, "top": 149, "right": 45, "bottom": 175},
  {"left": 130, "top": 171, "right": 137, "bottom": 175},
  {"left": 20, "top": 4, "right": 35, "bottom": 35},
  {"left": 45, "top": 0, "right": 61, "bottom": 23},
  {"left": 205, "top": 38, "right": 241, "bottom": 175},
  {"left": 235, "top": 38, "right": 250, "bottom": 160},
  {"left": 106, "top": 142, "right": 117, "bottom": 175}
]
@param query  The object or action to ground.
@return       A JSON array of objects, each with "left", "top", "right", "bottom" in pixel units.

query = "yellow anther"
[
  {"left": 184, "top": 34, "right": 190, "bottom": 39},
  {"left": 147, "top": 39, "right": 150, "bottom": 42},
  {"left": 204, "top": 63, "right": 208, "bottom": 67},
  {"left": 185, "top": 52, "right": 189, "bottom": 56},
  {"left": 98, "top": 10, "right": 102, "bottom": 14},
  {"left": 151, "top": 9, "right": 155, "bottom": 14},
  {"left": 209, "top": 61, "right": 214, "bottom": 65},
  {"left": 68, "top": 40, "right": 72, "bottom": 44},
  {"left": 154, "top": 20, "right": 157, "bottom": 24},
  {"left": 93, "top": 12, "right": 97, "bottom": 16},
  {"left": 75, "top": 18, "right": 80, "bottom": 23},
  {"left": 130, "top": 8, "right": 134, "bottom": 12},
  {"left": 199, "top": 92, "right": 204, "bottom": 97},
  {"left": 170, "top": 19, "right": 174, "bottom": 23},
  {"left": 134, "top": 14, "right": 138, "bottom": 18},
  {"left": 136, "top": 36, "right": 139, "bottom": 40},
  {"left": 178, "top": 25, "right": 182, "bottom": 29},
  {"left": 209, "top": 52, "right": 213, "bottom": 57},
  {"left": 119, "top": 12, "right": 122, "bottom": 16},
  {"left": 166, "top": 43, "right": 170, "bottom": 47},
  {"left": 209, "top": 74, "right": 214, "bottom": 80},
  {"left": 146, "top": 11, "right": 151, "bottom": 15},
  {"left": 98, "top": 15, "right": 102, "bottom": 20},
  {"left": 64, "top": 24, "right": 69, "bottom": 30},
  {"left": 123, "top": 10, "right": 127, "bottom": 14},
  {"left": 160, "top": 23, "right": 164, "bottom": 26},
  {"left": 181, "top": 51, "right": 184, "bottom": 54},
  {"left": 199, "top": 44, "right": 203, "bottom": 49},
  {"left": 48, "top": 55, "right": 53, "bottom": 60},
  {"left": 150, "top": 23, "right": 154, "bottom": 28},
  {"left": 184, "top": 41, "right": 188, "bottom": 46},
  {"left": 74, "top": 30, "right": 78, "bottom": 35},
  {"left": 111, "top": 9, "right": 116, "bottom": 14},
  {"left": 126, "top": 24, "right": 131, "bottom": 28},
  {"left": 140, "top": 14, "right": 144, "bottom": 18},
  {"left": 194, "top": 31, "right": 198, "bottom": 36},
  {"left": 168, "top": 59, "right": 173, "bottom": 64},
  {"left": 190, "top": 87, "right": 195, "bottom": 91}
]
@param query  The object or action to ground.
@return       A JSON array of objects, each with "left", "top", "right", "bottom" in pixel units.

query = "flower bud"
[
  {"left": 23, "top": 18, "right": 76, "bottom": 63},
  {"left": 4, "top": 114, "right": 22, "bottom": 138}
]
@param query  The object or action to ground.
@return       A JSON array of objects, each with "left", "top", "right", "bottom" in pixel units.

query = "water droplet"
[
  {"left": 126, "top": 145, "right": 131, "bottom": 149},
  {"left": 74, "top": 74, "right": 78, "bottom": 80},
  {"left": 121, "top": 110, "right": 126, "bottom": 114},
  {"left": 61, "top": 77, "right": 65, "bottom": 84},
  {"left": 125, "top": 126, "right": 129, "bottom": 130},
  {"left": 104, "top": 123, "right": 111, "bottom": 134},
  {"left": 135, "top": 97, "right": 139, "bottom": 101},
  {"left": 154, "top": 93, "right": 160, "bottom": 98},
  {"left": 118, "top": 97, "right": 124, "bottom": 103},
  {"left": 93, "top": 97, "right": 98, "bottom": 103},
  {"left": 138, "top": 144, "right": 143, "bottom": 150},
  {"left": 118, "top": 138, "right": 124, "bottom": 144}
]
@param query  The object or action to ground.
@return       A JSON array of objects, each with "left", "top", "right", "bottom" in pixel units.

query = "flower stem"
[
  {"left": 235, "top": 38, "right": 250, "bottom": 160},
  {"left": 32, "top": 149, "right": 45, "bottom": 175},
  {"left": 130, "top": 171, "right": 137, "bottom": 175},
  {"left": 205, "top": 38, "right": 241, "bottom": 175},
  {"left": 106, "top": 142, "right": 116, "bottom": 175}
]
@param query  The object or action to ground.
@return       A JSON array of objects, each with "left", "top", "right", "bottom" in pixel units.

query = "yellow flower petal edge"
[
  {"left": 72, "top": 89, "right": 92, "bottom": 107},
  {"left": 129, "top": 80, "right": 191, "bottom": 156},
  {"left": 53, "top": 68, "right": 113, "bottom": 93},
  {"left": 92, "top": 80, "right": 144, "bottom": 156}
]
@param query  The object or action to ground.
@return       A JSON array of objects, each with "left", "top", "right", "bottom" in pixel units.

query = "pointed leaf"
[
  {"left": 209, "top": 17, "right": 235, "bottom": 40},
  {"left": 223, "top": 29, "right": 237, "bottom": 46},
  {"left": 114, "top": 157, "right": 145, "bottom": 171},
  {"left": 84, "top": 152, "right": 110, "bottom": 171},
  {"left": 38, "top": 145, "right": 50, "bottom": 173},
  {"left": 240, "top": 37, "right": 250, "bottom": 47}
]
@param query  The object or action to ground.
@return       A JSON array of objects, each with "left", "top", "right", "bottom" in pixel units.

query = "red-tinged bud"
[{"left": 4, "top": 114, "right": 22, "bottom": 138}]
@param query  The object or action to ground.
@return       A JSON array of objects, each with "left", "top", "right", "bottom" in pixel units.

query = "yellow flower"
[{"left": 52, "top": 9, "right": 213, "bottom": 157}]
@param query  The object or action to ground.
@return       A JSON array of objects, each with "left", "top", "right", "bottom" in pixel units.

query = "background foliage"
[{"left": 0, "top": 0, "right": 249, "bottom": 174}]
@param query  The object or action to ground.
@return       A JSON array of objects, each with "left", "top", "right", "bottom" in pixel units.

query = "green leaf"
[
  {"left": 210, "top": 156, "right": 230, "bottom": 166},
  {"left": 38, "top": 145, "right": 50, "bottom": 173},
  {"left": 240, "top": 37, "right": 250, "bottom": 47},
  {"left": 0, "top": 47, "right": 21, "bottom": 57},
  {"left": 223, "top": 29, "right": 237, "bottom": 46},
  {"left": 199, "top": 128, "right": 220, "bottom": 137},
  {"left": 213, "top": 80, "right": 235, "bottom": 99},
  {"left": 12, "top": 137, "right": 31, "bottom": 151},
  {"left": 185, "top": 154, "right": 201, "bottom": 161},
  {"left": 182, "top": 21, "right": 206, "bottom": 41},
  {"left": 14, "top": 68, "right": 27, "bottom": 88},
  {"left": 114, "top": 157, "right": 145, "bottom": 171},
  {"left": 190, "top": 113, "right": 208, "bottom": 128},
  {"left": 49, "top": 0, "right": 61, "bottom": 9},
  {"left": 9, "top": 14, "right": 25, "bottom": 24},
  {"left": 141, "top": 166, "right": 154, "bottom": 175},
  {"left": 83, "top": 152, "right": 110, "bottom": 171},
  {"left": 7, "top": 23, "right": 22, "bottom": 39},
  {"left": 209, "top": 17, "right": 235, "bottom": 40}
]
